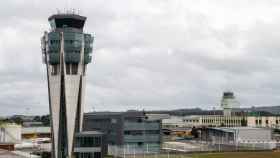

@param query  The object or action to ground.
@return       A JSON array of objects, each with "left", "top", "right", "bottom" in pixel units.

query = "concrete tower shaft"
[{"left": 41, "top": 14, "right": 93, "bottom": 158}]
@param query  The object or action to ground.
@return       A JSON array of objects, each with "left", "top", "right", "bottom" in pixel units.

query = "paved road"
[{"left": 0, "top": 149, "right": 24, "bottom": 158}]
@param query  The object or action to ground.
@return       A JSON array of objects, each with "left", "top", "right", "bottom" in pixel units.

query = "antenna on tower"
[
  {"left": 66, "top": 0, "right": 69, "bottom": 12},
  {"left": 56, "top": 8, "right": 61, "bottom": 14}
]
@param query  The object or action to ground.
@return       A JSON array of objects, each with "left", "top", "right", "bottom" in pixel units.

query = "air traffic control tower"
[{"left": 41, "top": 13, "right": 93, "bottom": 158}]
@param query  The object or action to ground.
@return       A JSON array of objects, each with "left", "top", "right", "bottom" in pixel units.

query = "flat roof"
[
  {"left": 209, "top": 127, "right": 271, "bottom": 133},
  {"left": 22, "top": 127, "right": 50, "bottom": 134},
  {"left": 146, "top": 114, "right": 170, "bottom": 120},
  {"left": 85, "top": 111, "right": 145, "bottom": 117},
  {"left": 0, "top": 123, "right": 21, "bottom": 128},
  {"left": 48, "top": 14, "right": 86, "bottom": 29},
  {"left": 48, "top": 14, "right": 86, "bottom": 21},
  {"left": 0, "top": 149, "right": 25, "bottom": 158},
  {"left": 75, "top": 131, "right": 103, "bottom": 137}
]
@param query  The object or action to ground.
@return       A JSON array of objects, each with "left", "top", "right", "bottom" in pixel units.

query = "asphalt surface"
[{"left": 0, "top": 149, "right": 25, "bottom": 158}]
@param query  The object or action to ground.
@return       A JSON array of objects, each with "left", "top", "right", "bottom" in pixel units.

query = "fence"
[
  {"left": 108, "top": 140, "right": 280, "bottom": 158},
  {"left": 108, "top": 144, "right": 160, "bottom": 158}
]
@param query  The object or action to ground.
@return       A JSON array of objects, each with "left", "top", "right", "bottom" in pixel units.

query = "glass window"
[
  {"left": 94, "top": 152, "right": 101, "bottom": 158},
  {"left": 137, "top": 142, "right": 143, "bottom": 146},
  {"left": 145, "top": 130, "right": 160, "bottom": 134}
]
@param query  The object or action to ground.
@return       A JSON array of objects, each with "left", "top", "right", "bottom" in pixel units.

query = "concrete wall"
[
  {"left": 0, "top": 124, "right": 21, "bottom": 143},
  {"left": 237, "top": 128, "right": 272, "bottom": 142},
  {"left": 247, "top": 116, "right": 280, "bottom": 128}
]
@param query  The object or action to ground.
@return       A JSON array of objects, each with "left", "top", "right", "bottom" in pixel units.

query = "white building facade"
[
  {"left": 247, "top": 116, "right": 280, "bottom": 129},
  {"left": 0, "top": 123, "right": 21, "bottom": 143}
]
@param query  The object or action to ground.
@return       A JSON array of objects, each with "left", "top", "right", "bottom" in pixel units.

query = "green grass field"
[
  {"left": 117, "top": 151, "right": 280, "bottom": 158},
  {"left": 188, "top": 152, "right": 280, "bottom": 158}
]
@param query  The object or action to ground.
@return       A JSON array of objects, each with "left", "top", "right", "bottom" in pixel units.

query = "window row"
[
  {"left": 255, "top": 120, "right": 280, "bottom": 125},
  {"left": 76, "top": 137, "right": 101, "bottom": 147},
  {"left": 75, "top": 152, "right": 101, "bottom": 158}
]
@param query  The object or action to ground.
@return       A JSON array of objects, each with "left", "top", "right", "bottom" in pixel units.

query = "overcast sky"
[{"left": 1, "top": 0, "right": 280, "bottom": 116}]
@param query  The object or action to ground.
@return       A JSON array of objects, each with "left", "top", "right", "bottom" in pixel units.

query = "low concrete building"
[
  {"left": 163, "top": 115, "right": 280, "bottom": 129},
  {"left": 247, "top": 116, "right": 280, "bottom": 129},
  {"left": 163, "top": 115, "right": 247, "bottom": 128},
  {"left": 21, "top": 127, "right": 50, "bottom": 139},
  {"left": 0, "top": 123, "right": 21, "bottom": 151},
  {"left": 185, "top": 115, "right": 246, "bottom": 127},
  {"left": 201, "top": 127, "right": 276, "bottom": 149},
  {"left": 0, "top": 123, "right": 21, "bottom": 143},
  {"left": 162, "top": 116, "right": 185, "bottom": 128}
]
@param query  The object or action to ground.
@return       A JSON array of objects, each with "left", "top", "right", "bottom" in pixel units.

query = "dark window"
[
  {"left": 137, "top": 142, "right": 143, "bottom": 146},
  {"left": 83, "top": 66, "right": 86, "bottom": 75},
  {"left": 77, "top": 153, "right": 93, "bottom": 158},
  {"left": 51, "top": 64, "right": 59, "bottom": 75},
  {"left": 72, "top": 64, "right": 78, "bottom": 74},
  {"left": 124, "top": 130, "right": 143, "bottom": 135},
  {"left": 145, "top": 130, "right": 160, "bottom": 134},
  {"left": 94, "top": 152, "right": 101, "bottom": 158},
  {"left": 77, "top": 137, "right": 101, "bottom": 147},
  {"left": 276, "top": 120, "right": 279, "bottom": 124},
  {"left": 55, "top": 18, "right": 85, "bottom": 29},
  {"left": 266, "top": 120, "right": 269, "bottom": 124},
  {"left": 66, "top": 64, "right": 71, "bottom": 74}
]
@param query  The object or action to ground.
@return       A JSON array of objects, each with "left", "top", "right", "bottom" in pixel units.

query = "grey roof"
[
  {"left": 146, "top": 114, "right": 170, "bottom": 120},
  {"left": 85, "top": 111, "right": 145, "bottom": 117},
  {"left": 0, "top": 149, "right": 25, "bottom": 158},
  {"left": 75, "top": 131, "right": 103, "bottom": 137},
  {"left": 209, "top": 127, "right": 271, "bottom": 133},
  {"left": 21, "top": 127, "right": 50, "bottom": 134},
  {"left": 48, "top": 14, "right": 86, "bottom": 21}
]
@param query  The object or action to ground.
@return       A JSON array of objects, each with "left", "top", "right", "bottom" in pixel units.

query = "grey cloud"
[{"left": 1, "top": 0, "right": 280, "bottom": 115}]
